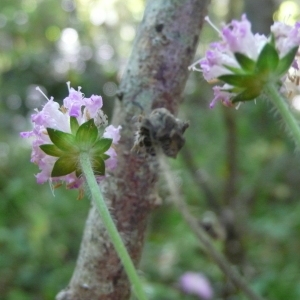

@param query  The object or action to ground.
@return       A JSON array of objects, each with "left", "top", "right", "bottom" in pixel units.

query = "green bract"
[
  {"left": 220, "top": 43, "right": 298, "bottom": 103},
  {"left": 40, "top": 117, "right": 112, "bottom": 178}
]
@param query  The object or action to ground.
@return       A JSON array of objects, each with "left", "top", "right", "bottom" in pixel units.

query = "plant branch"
[
  {"left": 223, "top": 108, "right": 238, "bottom": 206},
  {"left": 160, "top": 157, "right": 265, "bottom": 300},
  {"left": 181, "top": 146, "right": 220, "bottom": 212}
]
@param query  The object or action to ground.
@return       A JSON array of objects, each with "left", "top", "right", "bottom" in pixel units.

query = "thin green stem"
[
  {"left": 79, "top": 152, "right": 147, "bottom": 300},
  {"left": 266, "top": 83, "right": 300, "bottom": 146}
]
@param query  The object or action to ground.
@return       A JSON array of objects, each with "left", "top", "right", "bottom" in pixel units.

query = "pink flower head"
[
  {"left": 63, "top": 82, "right": 84, "bottom": 117},
  {"left": 282, "top": 49, "right": 300, "bottom": 106},
  {"left": 271, "top": 22, "right": 300, "bottom": 57},
  {"left": 190, "top": 15, "right": 300, "bottom": 108},
  {"left": 20, "top": 83, "right": 121, "bottom": 189},
  {"left": 198, "top": 15, "right": 267, "bottom": 82},
  {"left": 84, "top": 94, "right": 103, "bottom": 119},
  {"left": 210, "top": 85, "right": 233, "bottom": 109},
  {"left": 103, "top": 125, "right": 122, "bottom": 170},
  {"left": 179, "top": 272, "right": 213, "bottom": 299},
  {"left": 103, "top": 125, "right": 122, "bottom": 144},
  {"left": 221, "top": 15, "right": 267, "bottom": 59}
]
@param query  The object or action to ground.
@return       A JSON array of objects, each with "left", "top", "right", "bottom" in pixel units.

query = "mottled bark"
[{"left": 56, "top": 0, "right": 210, "bottom": 299}]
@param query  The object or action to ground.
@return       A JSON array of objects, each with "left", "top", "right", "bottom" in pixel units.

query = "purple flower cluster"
[
  {"left": 190, "top": 15, "right": 300, "bottom": 108},
  {"left": 200, "top": 15, "right": 267, "bottom": 82},
  {"left": 20, "top": 82, "right": 121, "bottom": 189},
  {"left": 271, "top": 22, "right": 300, "bottom": 59}
]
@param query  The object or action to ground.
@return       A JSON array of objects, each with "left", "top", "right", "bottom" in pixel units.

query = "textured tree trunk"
[{"left": 56, "top": 0, "right": 210, "bottom": 299}]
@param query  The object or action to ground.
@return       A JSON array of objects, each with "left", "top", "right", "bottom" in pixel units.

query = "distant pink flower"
[
  {"left": 20, "top": 82, "right": 121, "bottom": 189},
  {"left": 179, "top": 272, "right": 213, "bottom": 300}
]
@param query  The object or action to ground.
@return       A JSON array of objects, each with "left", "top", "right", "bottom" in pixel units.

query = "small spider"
[{"left": 132, "top": 108, "right": 189, "bottom": 158}]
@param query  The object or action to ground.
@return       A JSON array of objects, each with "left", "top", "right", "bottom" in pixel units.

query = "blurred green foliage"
[{"left": 1, "top": 0, "right": 300, "bottom": 299}]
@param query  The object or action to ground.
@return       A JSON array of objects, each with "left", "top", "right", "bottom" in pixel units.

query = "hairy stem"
[{"left": 266, "top": 83, "right": 300, "bottom": 146}]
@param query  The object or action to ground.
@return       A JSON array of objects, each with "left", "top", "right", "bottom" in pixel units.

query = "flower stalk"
[
  {"left": 79, "top": 152, "right": 147, "bottom": 300},
  {"left": 266, "top": 83, "right": 300, "bottom": 146}
]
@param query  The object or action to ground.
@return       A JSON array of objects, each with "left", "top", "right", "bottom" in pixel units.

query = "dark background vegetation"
[{"left": 1, "top": 0, "right": 300, "bottom": 299}]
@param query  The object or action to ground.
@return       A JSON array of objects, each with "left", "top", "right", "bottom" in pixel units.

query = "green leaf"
[
  {"left": 256, "top": 43, "right": 279, "bottom": 74},
  {"left": 47, "top": 128, "right": 76, "bottom": 152},
  {"left": 51, "top": 155, "right": 78, "bottom": 177},
  {"left": 234, "top": 52, "right": 256, "bottom": 72},
  {"left": 218, "top": 74, "right": 258, "bottom": 88},
  {"left": 269, "top": 33, "right": 276, "bottom": 47},
  {"left": 75, "top": 119, "right": 98, "bottom": 150},
  {"left": 70, "top": 116, "right": 79, "bottom": 135},
  {"left": 223, "top": 65, "right": 246, "bottom": 74},
  {"left": 75, "top": 168, "right": 82, "bottom": 178},
  {"left": 40, "top": 144, "right": 64, "bottom": 157},
  {"left": 232, "top": 88, "right": 261, "bottom": 103},
  {"left": 93, "top": 157, "right": 105, "bottom": 176},
  {"left": 93, "top": 138, "right": 113, "bottom": 154},
  {"left": 101, "top": 153, "right": 110, "bottom": 160},
  {"left": 275, "top": 46, "right": 298, "bottom": 77}
]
